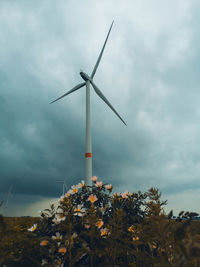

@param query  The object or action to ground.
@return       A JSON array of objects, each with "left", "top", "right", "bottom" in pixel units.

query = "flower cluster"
[{"left": 27, "top": 176, "right": 174, "bottom": 266}]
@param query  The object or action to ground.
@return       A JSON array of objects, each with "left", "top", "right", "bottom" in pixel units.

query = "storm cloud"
[{"left": 1, "top": 0, "right": 200, "bottom": 217}]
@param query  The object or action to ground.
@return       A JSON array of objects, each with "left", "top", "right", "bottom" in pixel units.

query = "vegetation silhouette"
[{"left": 0, "top": 178, "right": 200, "bottom": 266}]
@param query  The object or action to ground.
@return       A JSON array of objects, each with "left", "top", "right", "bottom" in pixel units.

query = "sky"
[{"left": 1, "top": 0, "right": 200, "bottom": 218}]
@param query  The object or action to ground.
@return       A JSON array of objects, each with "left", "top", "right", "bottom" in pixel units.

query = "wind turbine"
[
  {"left": 3, "top": 185, "right": 13, "bottom": 214},
  {"left": 50, "top": 21, "right": 127, "bottom": 186},
  {"left": 56, "top": 179, "right": 68, "bottom": 196}
]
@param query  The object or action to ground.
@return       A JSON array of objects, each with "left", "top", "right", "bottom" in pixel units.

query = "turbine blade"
[
  {"left": 91, "top": 81, "right": 127, "bottom": 126},
  {"left": 90, "top": 21, "right": 114, "bottom": 79},
  {"left": 50, "top": 82, "right": 86, "bottom": 104}
]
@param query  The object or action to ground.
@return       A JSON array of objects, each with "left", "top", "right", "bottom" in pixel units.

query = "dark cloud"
[{"left": 1, "top": 0, "right": 200, "bottom": 217}]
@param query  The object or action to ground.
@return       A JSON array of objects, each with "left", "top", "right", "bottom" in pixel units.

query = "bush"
[
  {"left": 1, "top": 177, "right": 200, "bottom": 266},
  {"left": 26, "top": 177, "right": 200, "bottom": 266}
]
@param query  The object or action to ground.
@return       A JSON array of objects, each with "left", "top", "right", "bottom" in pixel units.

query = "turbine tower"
[{"left": 50, "top": 21, "right": 127, "bottom": 186}]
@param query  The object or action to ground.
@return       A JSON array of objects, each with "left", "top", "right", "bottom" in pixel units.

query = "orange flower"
[
  {"left": 96, "top": 220, "right": 104, "bottom": 228},
  {"left": 40, "top": 240, "right": 48, "bottom": 246},
  {"left": 100, "top": 228, "right": 110, "bottom": 237},
  {"left": 88, "top": 194, "right": 98, "bottom": 203},
  {"left": 58, "top": 214, "right": 65, "bottom": 220},
  {"left": 58, "top": 247, "right": 67, "bottom": 254},
  {"left": 128, "top": 225, "right": 136, "bottom": 233},
  {"left": 71, "top": 187, "right": 78, "bottom": 193},
  {"left": 133, "top": 236, "right": 139, "bottom": 241}
]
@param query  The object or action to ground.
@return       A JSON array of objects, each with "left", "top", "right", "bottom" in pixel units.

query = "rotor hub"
[{"left": 80, "top": 71, "right": 91, "bottom": 81}]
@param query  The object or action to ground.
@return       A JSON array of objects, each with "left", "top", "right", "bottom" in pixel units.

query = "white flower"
[
  {"left": 77, "top": 180, "right": 85, "bottom": 188},
  {"left": 27, "top": 224, "right": 37, "bottom": 232},
  {"left": 69, "top": 185, "right": 79, "bottom": 194},
  {"left": 54, "top": 214, "right": 66, "bottom": 222},
  {"left": 74, "top": 205, "right": 86, "bottom": 216},
  {"left": 121, "top": 191, "right": 129, "bottom": 198},
  {"left": 41, "top": 259, "right": 48, "bottom": 265},
  {"left": 95, "top": 181, "right": 103, "bottom": 188},
  {"left": 52, "top": 232, "right": 63, "bottom": 240},
  {"left": 60, "top": 196, "right": 65, "bottom": 202},
  {"left": 52, "top": 217, "right": 61, "bottom": 225},
  {"left": 72, "top": 232, "right": 78, "bottom": 239}
]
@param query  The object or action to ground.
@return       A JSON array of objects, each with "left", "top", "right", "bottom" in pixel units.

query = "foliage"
[
  {"left": 0, "top": 201, "right": 43, "bottom": 266},
  {"left": 0, "top": 178, "right": 200, "bottom": 266}
]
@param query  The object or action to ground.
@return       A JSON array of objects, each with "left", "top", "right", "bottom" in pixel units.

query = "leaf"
[
  {"left": 178, "top": 211, "right": 184, "bottom": 217},
  {"left": 189, "top": 212, "right": 199, "bottom": 218}
]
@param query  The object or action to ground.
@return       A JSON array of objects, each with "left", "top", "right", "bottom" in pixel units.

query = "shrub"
[
  {"left": 1, "top": 177, "right": 200, "bottom": 266},
  {"left": 26, "top": 177, "right": 200, "bottom": 266}
]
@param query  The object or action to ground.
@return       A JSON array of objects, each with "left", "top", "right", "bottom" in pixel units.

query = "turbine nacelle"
[{"left": 80, "top": 71, "right": 91, "bottom": 82}]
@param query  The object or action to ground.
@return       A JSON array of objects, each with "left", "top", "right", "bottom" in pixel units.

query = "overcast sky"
[{"left": 1, "top": 0, "right": 200, "bottom": 217}]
